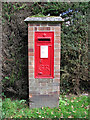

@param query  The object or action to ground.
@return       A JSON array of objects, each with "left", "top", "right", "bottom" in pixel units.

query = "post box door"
[{"left": 35, "top": 32, "right": 54, "bottom": 78}]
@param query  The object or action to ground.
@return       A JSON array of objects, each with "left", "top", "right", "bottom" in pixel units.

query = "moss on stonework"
[
  {"left": 30, "top": 14, "right": 45, "bottom": 17},
  {"left": 30, "top": 14, "right": 58, "bottom": 17}
]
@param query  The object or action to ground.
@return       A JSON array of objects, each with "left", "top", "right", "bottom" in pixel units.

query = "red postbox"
[{"left": 35, "top": 32, "right": 54, "bottom": 78}]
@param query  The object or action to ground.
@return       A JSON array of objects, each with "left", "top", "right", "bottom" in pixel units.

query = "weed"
[{"left": 2, "top": 95, "right": 89, "bottom": 119}]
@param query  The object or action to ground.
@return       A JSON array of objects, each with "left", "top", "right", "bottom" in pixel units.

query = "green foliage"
[
  {"left": 2, "top": 2, "right": 89, "bottom": 96},
  {"left": 31, "top": 14, "right": 46, "bottom": 17},
  {"left": 2, "top": 95, "right": 89, "bottom": 118},
  {"left": 31, "top": 2, "right": 89, "bottom": 94},
  {"left": 5, "top": 77, "right": 9, "bottom": 80},
  {"left": 2, "top": 3, "right": 28, "bottom": 22},
  {"left": 60, "top": 4, "right": 88, "bottom": 94}
]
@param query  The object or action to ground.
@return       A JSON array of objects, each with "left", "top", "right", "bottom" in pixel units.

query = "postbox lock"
[{"left": 43, "top": 33, "right": 46, "bottom": 37}]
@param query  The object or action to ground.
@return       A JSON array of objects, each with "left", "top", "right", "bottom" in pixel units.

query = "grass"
[{"left": 2, "top": 95, "right": 89, "bottom": 119}]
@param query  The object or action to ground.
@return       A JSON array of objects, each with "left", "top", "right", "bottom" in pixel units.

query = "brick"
[
  {"left": 55, "top": 57, "right": 60, "bottom": 61},
  {"left": 55, "top": 31, "right": 61, "bottom": 35},
  {"left": 54, "top": 73, "right": 60, "bottom": 78},
  {"left": 34, "top": 27, "right": 37, "bottom": 31},
  {"left": 40, "top": 90, "right": 46, "bottom": 95},
  {"left": 46, "top": 89, "right": 52, "bottom": 94},
  {"left": 55, "top": 61, "right": 60, "bottom": 65},
  {"left": 28, "top": 23, "right": 30, "bottom": 27},
  {"left": 38, "top": 79, "right": 50, "bottom": 83},
  {"left": 28, "top": 32, "right": 33, "bottom": 36},
  {"left": 29, "top": 45, "right": 34, "bottom": 48},
  {"left": 29, "top": 79, "right": 36, "bottom": 83},
  {"left": 54, "top": 26, "right": 60, "bottom": 29},
  {"left": 54, "top": 49, "right": 60, "bottom": 52},
  {"left": 54, "top": 27, "right": 60, "bottom": 31},
  {"left": 28, "top": 27, "right": 33, "bottom": 31},
  {"left": 29, "top": 80, "right": 36, "bottom": 86},
  {"left": 54, "top": 78, "right": 60, "bottom": 83},
  {"left": 49, "top": 79, "right": 53, "bottom": 83},
  {"left": 54, "top": 53, "right": 60, "bottom": 58},
  {"left": 54, "top": 43, "right": 60, "bottom": 47},
  {"left": 53, "top": 85, "right": 59, "bottom": 89},
  {"left": 28, "top": 56, "right": 34, "bottom": 59},
  {"left": 54, "top": 51, "right": 60, "bottom": 55},
  {"left": 35, "top": 24, "right": 40, "bottom": 26},
  {"left": 29, "top": 69, "right": 34, "bottom": 73},
  {"left": 51, "top": 27, "right": 55, "bottom": 30},
  {"left": 28, "top": 39, "right": 33, "bottom": 43},
  {"left": 41, "top": 83, "right": 46, "bottom": 86},
  {"left": 28, "top": 59, "right": 34, "bottom": 65},
  {"left": 28, "top": 60, "right": 34, "bottom": 65},
  {"left": 40, "top": 85, "right": 47, "bottom": 90},
  {"left": 57, "top": 91, "right": 60, "bottom": 95},
  {"left": 28, "top": 48, "right": 34, "bottom": 52},
  {"left": 52, "top": 83, "right": 60, "bottom": 87},
  {"left": 55, "top": 44, "right": 60, "bottom": 48},
  {"left": 41, "top": 23, "right": 48, "bottom": 26},
  {"left": 55, "top": 33, "right": 60, "bottom": 37},
  {"left": 47, "top": 27, "right": 50, "bottom": 30},
  {"left": 55, "top": 40, "right": 61, "bottom": 43},
  {"left": 29, "top": 73, "right": 34, "bottom": 78},
  {"left": 55, "top": 34, "right": 60, "bottom": 37},
  {"left": 55, "top": 36, "right": 60, "bottom": 40},
  {"left": 38, "top": 27, "right": 50, "bottom": 31},
  {"left": 28, "top": 36, "right": 34, "bottom": 40},
  {"left": 38, "top": 27, "right": 44, "bottom": 30},
  {"left": 28, "top": 39, "right": 34, "bottom": 43},
  {"left": 55, "top": 65, "right": 60, "bottom": 70},
  {"left": 28, "top": 42, "right": 33, "bottom": 46},
  {"left": 55, "top": 30, "right": 60, "bottom": 33},
  {"left": 55, "top": 72, "right": 60, "bottom": 75},
  {"left": 29, "top": 90, "right": 40, "bottom": 95},
  {"left": 28, "top": 52, "right": 34, "bottom": 56},
  {"left": 29, "top": 65, "right": 34, "bottom": 69},
  {"left": 30, "top": 24, "right": 35, "bottom": 26},
  {"left": 28, "top": 45, "right": 34, "bottom": 49},
  {"left": 55, "top": 70, "right": 60, "bottom": 73}
]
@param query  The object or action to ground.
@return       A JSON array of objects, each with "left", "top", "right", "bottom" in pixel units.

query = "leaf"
[
  {"left": 68, "top": 115, "right": 73, "bottom": 118},
  {"left": 71, "top": 105, "right": 74, "bottom": 109},
  {"left": 5, "top": 77, "right": 9, "bottom": 80},
  {"left": 19, "top": 100, "right": 26, "bottom": 104},
  {"left": 73, "top": 97, "right": 76, "bottom": 100},
  {"left": 71, "top": 100, "right": 74, "bottom": 102}
]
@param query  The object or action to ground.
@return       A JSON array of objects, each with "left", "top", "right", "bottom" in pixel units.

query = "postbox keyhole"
[{"left": 38, "top": 72, "right": 42, "bottom": 75}]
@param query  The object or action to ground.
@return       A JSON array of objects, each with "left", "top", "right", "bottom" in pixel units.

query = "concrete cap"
[{"left": 24, "top": 16, "right": 64, "bottom": 23}]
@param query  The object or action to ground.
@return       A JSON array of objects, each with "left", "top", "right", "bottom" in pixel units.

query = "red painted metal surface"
[{"left": 35, "top": 32, "right": 54, "bottom": 78}]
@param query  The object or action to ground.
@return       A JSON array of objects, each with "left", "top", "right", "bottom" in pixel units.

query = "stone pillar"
[{"left": 24, "top": 17, "right": 64, "bottom": 108}]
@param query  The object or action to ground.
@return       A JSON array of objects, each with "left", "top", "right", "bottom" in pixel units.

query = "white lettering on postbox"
[{"left": 40, "top": 46, "right": 48, "bottom": 58}]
